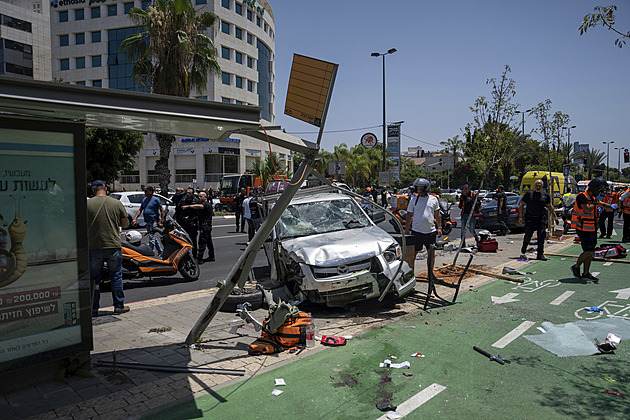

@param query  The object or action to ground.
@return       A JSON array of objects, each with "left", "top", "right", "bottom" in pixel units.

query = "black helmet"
[
  {"left": 413, "top": 178, "right": 431, "bottom": 190},
  {"left": 587, "top": 177, "right": 606, "bottom": 196}
]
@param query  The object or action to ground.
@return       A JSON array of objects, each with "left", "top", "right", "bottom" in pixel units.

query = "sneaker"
[
  {"left": 113, "top": 306, "right": 130, "bottom": 315},
  {"left": 582, "top": 272, "right": 599, "bottom": 282},
  {"left": 519, "top": 254, "right": 527, "bottom": 260},
  {"left": 599, "top": 234, "right": 606, "bottom": 239},
  {"left": 537, "top": 255, "right": 548, "bottom": 261},
  {"left": 605, "top": 235, "right": 612, "bottom": 239},
  {"left": 570, "top": 265, "right": 582, "bottom": 280}
]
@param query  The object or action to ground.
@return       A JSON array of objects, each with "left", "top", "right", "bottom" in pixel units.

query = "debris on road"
[
  {"left": 604, "top": 390, "right": 624, "bottom": 396},
  {"left": 376, "top": 401, "right": 397, "bottom": 412},
  {"left": 473, "top": 346, "right": 510, "bottom": 364},
  {"left": 274, "top": 378, "right": 286, "bottom": 386},
  {"left": 596, "top": 333, "right": 621, "bottom": 354},
  {"left": 379, "top": 359, "right": 410, "bottom": 369},
  {"left": 270, "top": 389, "right": 283, "bottom": 396},
  {"left": 411, "top": 353, "right": 425, "bottom": 358}
]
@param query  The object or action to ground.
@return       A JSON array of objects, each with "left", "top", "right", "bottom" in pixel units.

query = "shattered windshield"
[{"left": 276, "top": 198, "right": 372, "bottom": 240}]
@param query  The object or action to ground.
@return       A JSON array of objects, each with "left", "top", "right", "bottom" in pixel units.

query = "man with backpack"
[
  {"left": 458, "top": 185, "right": 480, "bottom": 248},
  {"left": 518, "top": 179, "right": 559, "bottom": 261}
]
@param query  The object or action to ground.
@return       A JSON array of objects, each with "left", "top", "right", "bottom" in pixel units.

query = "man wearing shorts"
[{"left": 405, "top": 178, "right": 442, "bottom": 273}]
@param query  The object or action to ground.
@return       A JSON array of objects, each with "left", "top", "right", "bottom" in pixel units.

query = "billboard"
[
  {"left": 387, "top": 124, "right": 401, "bottom": 181},
  {"left": 0, "top": 117, "right": 91, "bottom": 370}
]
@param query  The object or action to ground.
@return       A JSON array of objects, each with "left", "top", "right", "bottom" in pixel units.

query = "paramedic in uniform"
[
  {"left": 570, "top": 178, "right": 616, "bottom": 282},
  {"left": 405, "top": 178, "right": 441, "bottom": 273}
]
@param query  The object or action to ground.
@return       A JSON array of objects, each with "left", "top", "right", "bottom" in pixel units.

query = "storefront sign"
[
  {"left": 174, "top": 148, "right": 195, "bottom": 155},
  {"left": 145, "top": 149, "right": 159, "bottom": 156},
  {"left": 219, "top": 147, "right": 240, "bottom": 155},
  {"left": 387, "top": 124, "right": 401, "bottom": 181},
  {"left": 245, "top": 149, "right": 261, "bottom": 156}
]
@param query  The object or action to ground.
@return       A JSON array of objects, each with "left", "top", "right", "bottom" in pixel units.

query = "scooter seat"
[{"left": 123, "top": 241, "right": 154, "bottom": 256}]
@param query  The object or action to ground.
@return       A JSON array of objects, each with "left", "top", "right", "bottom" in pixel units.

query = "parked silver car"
[{"left": 262, "top": 189, "right": 415, "bottom": 307}]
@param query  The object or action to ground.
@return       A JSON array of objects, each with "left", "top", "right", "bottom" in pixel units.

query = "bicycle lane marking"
[
  {"left": 492, "top": 321, "right": 536, "bottom": 349},
  {"left": 376, "top": 383, "right": 447, "bottom": 420},
  {"left": 549, "top": 291, "right": 575, "bottom": 306}
]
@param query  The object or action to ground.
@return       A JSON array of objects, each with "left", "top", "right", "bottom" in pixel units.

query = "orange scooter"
[{"left": 121, "top": 217, "right": 199, "bottom": 281}]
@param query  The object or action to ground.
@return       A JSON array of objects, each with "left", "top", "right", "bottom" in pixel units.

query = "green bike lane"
[{"left": 149, "top": 241, "right": 630, "bottom": 420}]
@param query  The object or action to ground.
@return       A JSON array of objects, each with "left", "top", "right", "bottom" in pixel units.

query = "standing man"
[
  {"left": 381, "top": 189, "right": 388, "bottom": 208},
  {"left": 371, "top": 186, "right": 379, "bottom": 203},
  {"left": 599, "top": 185, "right": 617, "bottom": 239},
  {"left": 518, "top": 179, "right": 559, "bottom": 261},
  {"left": 235, "top": 187, "right": 246, "bottom": 233},
  {"left": 132, "top": 186, "right": 164, "bottom": 256},
  {"left": 184, "top": 191, "right": 215, "bottom": 264},
  {"left": 243, "top": 191, "right": 253, "bottom": 242},
  {"left": 176, "top": 188, "right": 200, "bottom": 256},
  {"left": 496, "top": 185, "right": 510, "bottom": 236},
  {"left": 571, "top": 178, "right": 616, "bottom": 281},
  {"left": 405, "top": 178, "right": 441, "bottom": 272},
  {"left": 87, "top": 180, "right": 130, "bottom": 316},
  {"left": 249, "top": 188, "right": 264, "bottom": 234},
  {"left": 617, "top": 187, "right": 630, "bottom": 242},
  {"left": 458, "top": 185, "right": 480, "bottom": 248}
]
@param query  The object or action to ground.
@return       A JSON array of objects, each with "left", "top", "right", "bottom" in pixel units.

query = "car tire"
[{"left": 219, "top": 287, "right": 263, "bottom": 312}]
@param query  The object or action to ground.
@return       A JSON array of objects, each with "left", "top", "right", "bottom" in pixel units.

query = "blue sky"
[{"left": 269, "top": 0, "right": 630, "bottom": 167}]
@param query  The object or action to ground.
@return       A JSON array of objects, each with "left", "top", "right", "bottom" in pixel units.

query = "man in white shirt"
[{"left": 405, "top": 178, "right": 442, "bottom": 272}]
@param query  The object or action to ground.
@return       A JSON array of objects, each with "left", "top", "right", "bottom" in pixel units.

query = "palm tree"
[
  {"left": 121, "top": 0, "right": 221, "bottom": 194},
  {"left": 439, "top": 135, "right": 464, "bottom": 164},
  {"left": 346, "top": 147, "right": 371, "bottom": 188},
  {"left": 585, "top": 148, "right": 606, "bottom": 180}
]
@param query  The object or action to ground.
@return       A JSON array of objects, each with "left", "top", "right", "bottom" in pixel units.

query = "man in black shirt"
[
  {"left": 186, "top": 191, "right": 215, "bottom": 264},
  {"left": 518, "top": 179, "right": 559, "bottom": 260},
  {"left": 235, "top": 188, "right": 246, "bottom": 233},
  {"left": 496, "top": 185, "right": 509, "bottom": 236},
  {"left": 177, "top": 188, "right": 199, "bottom": 256}
]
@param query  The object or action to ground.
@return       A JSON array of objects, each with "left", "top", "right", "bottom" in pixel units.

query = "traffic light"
[
  {"left": 583, "top": 156, "right": 588, "bottom": 165},
  {"left": 625, "top": 151, "right": 629, "bottom": 163}
]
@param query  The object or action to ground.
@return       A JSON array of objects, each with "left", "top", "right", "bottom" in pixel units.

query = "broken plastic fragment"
[
  {"left": 271, "top": 389, "right": 283, "bottom": 396},
  {"left": 411, "top": 353, "right": 425, "bottom": 358},
  {"left": 274, "top": 378, "right": 286, "bottom": 386},
  {"left": 537, "top": 327, "right": 547, "bottom": 334},
  {"left": 604, "top": 390, "right": 624, "bottom": 396},
  {"left": 386, "top": 412, "right": 404, "bottom": 419}
]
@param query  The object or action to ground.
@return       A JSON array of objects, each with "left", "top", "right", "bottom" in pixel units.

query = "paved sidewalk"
[{"left": 1, "top": 233, "right": 575, "bottom": 420}]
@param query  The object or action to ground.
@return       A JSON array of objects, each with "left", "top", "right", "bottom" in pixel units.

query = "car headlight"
[{"left": 384, "top": 243, "right": 403, "bottom": 263}]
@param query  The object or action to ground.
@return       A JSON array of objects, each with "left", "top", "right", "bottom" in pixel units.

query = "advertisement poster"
[
  {"left": 387, "top": 124, "right": 401, "bottom": 180},
  {"left": 0, "top": 127, "right": 83, "bottom": 363}
]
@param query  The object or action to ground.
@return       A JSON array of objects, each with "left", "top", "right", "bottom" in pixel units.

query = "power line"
[
  {"left": 287, "top": 125, "right": 381, "bottom": 135},
  {"left": 401, "top": 133, "right": 442, "bottom": 148}
]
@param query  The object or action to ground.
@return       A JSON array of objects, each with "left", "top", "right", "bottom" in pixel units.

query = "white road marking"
[
  {"left": 376, "top": 384, "right": 447, "bottom": 420},
  {"left": 609, "top": 287, "right": 630, "bottom": 300},
  {"left": 492, "top": 321, "right": 535, "bottom": 349},
  {"left": 603, "top": 262, "right": 613, "bottom": 266},
  {"left": 491, "top": 293, "right": 520, "bottom": 304},
  {"left": 549, "top": 291, "right": 575, "bottom": 306}
]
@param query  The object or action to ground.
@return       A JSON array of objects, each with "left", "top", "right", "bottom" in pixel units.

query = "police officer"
[
  {"left": 177, "top": 187, "right": 199, "bottom": 256},
  {"left": 619, "top": 187, "right": 630, "bottom": 242},
  {"left": 186, "top": 191, "right": 215, "bottom": 264},
  {"left": 518, "top": 179, "right": 559, "bottom": 260}
]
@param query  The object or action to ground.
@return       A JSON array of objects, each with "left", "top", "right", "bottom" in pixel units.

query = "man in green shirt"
[{"left": 87, "top": 180, "right": 130, "bottom": 316}]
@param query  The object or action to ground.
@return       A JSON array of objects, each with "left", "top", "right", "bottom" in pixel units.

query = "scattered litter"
[
  {"left": 502, "top": 266, "right": 535, "bottom": 276},
  {"left": 376, "top": 401, "right": 397, "bottom": 412},
  {"left": 330, "top": 376, "right": 334, "bottom": 380},
  {"left": 603, "top": 377, "right": 616, "bottom": 382},
  {"left": 386, "top": 412, "right": 404, "bottom": 419},
  {"left": 588, "top": 306, "right": 603, "bottom": 312},
  {"left": 547, "top": 240, "right": 564, "bottom": 244},
  {"left": 380, "top": 359, "right": 391, "bottom": 367},
  {"left": 461, "top": 247, "right": 474, "bottom": 253},
  {"left": 561, "top": 257, "right": 567, "bottom": 261},
  {"left": 596, "top": 333, "right": 621, "bottom": 353},
  {"left": 509, "top": 241, "right": 514, "bottom": 244},
  {"left": 473, "top": 346, "right": 510, "bottom": 364},
  {"left": 522, "top": 318, "right": 527, "bottom": 321},
  {"left": 343, "top": 335, "right": 354, "bottom": 340},
  {"left": 452, "top": 330, "right": 467, "bottom": 334},
  {"left": 405, "top": 326, "right": 416, "bottom": 329},
  {"left": 604, "top": 390, "right": 624, "bottom": 396},
  {"left": 189, "top": 344, "right": 197, "bottom": 350},
  {"left": 537, "top": 327, "right": 547, "bottom": 334},
  {"left": 411, "top": 353, "right": 425, "bottom": 358},
  {"left": 517, "top": 257, "right": 530, "bottom": 262},
  {"left": 274, "top": 378, "right": 286, "bottom": 386},
  {"left": 403, "top": 372, "right": 413, "bottom": 377},
  {"left": 380, "top": 359, "right": 410, "bottom": 369},
  {"left": 270, "top": 389, "right": 283, "bottom": 396}
]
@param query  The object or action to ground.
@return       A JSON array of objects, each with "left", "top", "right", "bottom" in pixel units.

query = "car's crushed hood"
[{"left": 279, "top": 225, "right": 396, "bottom": 266}]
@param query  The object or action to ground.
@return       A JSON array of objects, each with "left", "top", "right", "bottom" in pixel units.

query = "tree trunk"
[{"left": 156, "top": 133, "right": 175, "bottom": 195}]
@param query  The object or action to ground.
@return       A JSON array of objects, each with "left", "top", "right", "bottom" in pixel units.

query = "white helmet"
[
  {"left": 125, "top": 230, "right": 142, "bottom": 245},
  {"left": 413, "top": 178, "right": 431, "bottom": 190}
]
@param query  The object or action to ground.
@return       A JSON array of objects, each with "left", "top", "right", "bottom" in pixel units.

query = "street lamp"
[
  {"left": 604, "top": 141, "right": 614, "bottom": 181},
  {"left": 563, "top": 125, "right": 576, "bottom": 164},
  {"left": 615, "top": 147, "right": 622, "bottom": 180},
  {"left": 514, "top": 109, "right": 532, "bottom": 134},
  {"left": 371, "top": 48, "right": 397, "bottom": 172}
]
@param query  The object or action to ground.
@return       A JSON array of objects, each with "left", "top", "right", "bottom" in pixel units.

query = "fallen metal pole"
[
  {"left": 544, "top": 252, "right": 630, "bottom": 264},
  {"left": 442, "top": 263, "right": 524, "bottom": 283},
  {"left": 93, "top": 360, "right": 245, "bottom": 376}
]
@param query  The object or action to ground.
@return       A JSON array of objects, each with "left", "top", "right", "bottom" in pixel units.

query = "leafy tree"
[
  {"left": 121, "top": 0, "right": 221, "bottom": 195},
  {"left": 399, "top": 157, "right": 424, "bottom": 188},
  {"left": 531, "top": 100, "right": 570, "bottom": 152},
  {"left": 580, "top": 5, "right": 630, "bottom": 48},
  {"left": 86, "top": 128, "right": 144, "bottom": 185}
]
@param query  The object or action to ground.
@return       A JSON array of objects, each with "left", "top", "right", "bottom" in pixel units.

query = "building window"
[
  {"left": 235, "top": 100, "right": 243, "bottom": 104},
  {"left": 59, "top": 11, "right": 68, "bottom": 22},
  {"left": 222, "top": 97, "right": 230, "bottom": 103},
  {"left": 91, "top": 6, "right": 100, "bottom": 18},
  {"left": 221, "top": 0, "right": 230, "bottom": 8},
  {"left": 247, "top": 79, "right": 253, "bottom": 92},
  {"left": 92, "top": 55, "right": 101, "bottom": 67},
  {"left": 1, "top": 15, "right": 32, "bottom": 32},
  {"left": 196, "top": 96, "right": 207, "bottom": 100},
  {"left": 120, "top": 170, "right": 139, "bottom": 184},
  {"left": 256, "top": 16, "right": 261, "bottom": 26},
  {"left": 124, "top": 2, "right": 134, "bottom": 14},
  {"left": 107, "top": 4, "right": 117, "bottom": 16},
  {"left": 247, "top": 56, "right": 253, "bottom": 68},
  {"left": 221, "top": 46, "right": 230, "bottom": 60},
  {"left": 235, "top": 76, "right": 242, "bottom": 89},
  {"left": 221, "top": 21, "right": 230, "bottom": 34},
  {"left": 235, "top": 27, "right": 242, "bottom": 39},
  {"left": 147, "top": 170, "right": 159, "bottom": 184},
  {"left": 264, "top": 22, "right": 268, "bottom": 32},
  {"left": 235, "top": 3, "right": 242, "bottom": 15},
  {"left": 76, "top": 57, "right": 85, "bottom": 69},
  {"left": 75, "top": 33, "right": 85, "bottom": 45},
  {"left": 247, "top": 9, "right": 252, "bottom": 21},
  {"left": 91, "top": 31, "right": 101, "bottom": 43},
  {"left": 235, "top": 51, "right": 242, "bottom": 64},
  {"left": 76, "top": 81, "right": 86, "bottom": 86},
  {"left": 60, "top": 58, "right": 69, "bottom": 70},
  {"left": 195, "top": 0, "right": 207, "bottom": 4},
  {"left": 247, "top": 33, "right": 253, "bottom": 45},
  {"left": 93, "top": 79, "right": 102, "bottom": 87},
  {"left": 60, "top": 34, "right": 69, "bottom": 47},
  {"left": 175, "top": 169, "right": 196, "bottom": 183},
  {"left": 75, "top": 9, "right": 84, "bottom": 21},
  {"left": 141, "top": 0, "right": 151, "bottom": 9},
  {"left": 222, "top": 72, "right": 230, "bottom": 85}
]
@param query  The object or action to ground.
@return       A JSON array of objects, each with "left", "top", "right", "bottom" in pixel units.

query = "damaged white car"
[{"left": 262, "top": 190, "right": 415, "bottom": 307}]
